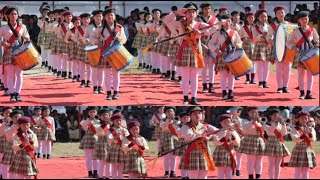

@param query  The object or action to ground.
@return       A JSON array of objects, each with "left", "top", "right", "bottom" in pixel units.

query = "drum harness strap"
[
  {"left": 4, "top": 23, "right": 23, "bottom": 56},
  {"left": 100, "top": 23, "right": 121, "bottom": 59},
  {"left": 126, "top": 134, "right": 145, "bottom": 158},
  {"left": 297, "top": 27, "right": 316, "bottom": 49},
  {"left": 214, "top": 29, "right": 235, "bottom": 73}
]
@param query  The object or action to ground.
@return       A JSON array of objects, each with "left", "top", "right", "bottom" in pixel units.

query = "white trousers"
[
  {"left": 217, "top": 167, "right": 233, "bottom": 179},
  {"left": 72, "top": 60, "right": 80, "bottom": 77},
  {"left": 181, "top": 67, "right": 199, "bottom": 97},
  {"left": 220, "top": 70, "right": 234, "bottom": 90},
  {"left": 5, "top": 65, "right": 23, "bottom": 94},
  {"left": 104, "top": 68, "right": 120, "bottom": 91},
  {"left": 297, "top": 67, "right": 313, "bottom": 91},
  {"left": 188, "top": 170, "right": 207, "bottom": 179},
  {"left": 111, "top": 163, "right": 123, "bottom": 179},
  {"left": 167, "top": 57, "right": 176, "bottom": 72},
  {"left": 276, "top": 62, "right": 292, "bottom": 88},
  {"left": 247, "top": 62, "right": 256, "bottom": 74},
  {"left": 236, "top": 151, "right": 242, "bottom": 170},
  {"left": 84, "top": 149, "right": 98, "bottom": 171},
  {"left": 156, "top": 139, "right": 160, "bottom": 152},
  {"left": 52, "top": 54, "right": 57, "bottom": 70},
  {"left": 294, "top": 167, "right": 309, "bottom": 179},
  {"left": 13, "top": 174, "right": 32, "bottom": 179},
  {"left": 41, "top": 140, "right": 52, "bottom": 155},
  {"left": 98, "top": 160, "right": 111, "bottom": 178},
  {"left": 153, "top": 52, "right": 161, "bottom": 69},
  {"left": 40, "top": 45, "right": 47, "bottom": 63},
  {"left": 247, "top": 154, "right": 263, "bottom": 175},
  {"left": 0, "top": 64, "right": 3, "bottom": 82},
  {"left": 257, "top": 61, "right": 270, "bottom": 82},
  {"left": 79, "top": 62, "right": 92, "bottom": 81},
  {"left": 161, "top": 55, "right": 169, "bottom": 72},
  {"left": 1, "top": 164, "right": 11, "bottom": 179},
  {"left": 163, "top": 153, "right": 176, "bottom": 172},
  {"left": 47, "top": 50, "right": 53, "bottom": 67},
  {"left": 0, "top": 153, "right": 3, "bottom": 175},
  {"left": 145, "top": 52, "right": 152, "bottom": 66},
  {"left": 201, "top": 56, "right": 215, "bottom": 84},
  {"left": 268, "top": 156, "right": 283, "bottom": 179},
  {"left": 181, "top": 169, "right": 188, "bottom": 178},
  {"left": 92, "top": 67, "right": 104, "bottom": 87},
  {"left": 137, "top": 49, "right": 144, "bottom": 64}
]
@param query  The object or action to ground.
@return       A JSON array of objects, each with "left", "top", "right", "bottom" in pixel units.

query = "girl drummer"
[
  {"left": 132, "top": 11, "right": 146, "bottom": 69},
  {"left": 150, "top": 106, "right": 165, "bottom": 154},
  {"left": 90, "top": 8, "right": 127, "bottom": 100},
  {"left": 263, "top": 108, "right": 291, "bottom": 179},
  {"left": 0, "top": 7, "right": 30, "bottom": 102},
  {"left": 239, "top": 11, "right": 257, "bottom": 84},
  {"left": 122, "top": 121, "right": 149, "bottom": 179},
  {"left": 252, "top": 9, "right": 272, "bottom": 89},
  {"left": 208, "top": 14, "right": 242, "bottom": 100},
  {"left": 288, "top": 110, "right": 317, "bottom": 179},
  {"left": 140, "top": 12, "right": 153, "bottom": 71},
  {"left": 162, "top": 3, "right": 220, "bottom": 105},
  {"left": 286, "top": 11, "right": 319, "bottom": 100}
]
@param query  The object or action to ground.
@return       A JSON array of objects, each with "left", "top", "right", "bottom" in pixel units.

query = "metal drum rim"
[
  {"left": 223, "top": 48, "right": 245, "bottom": 64},
  {"left": 11, "top": 41, "right": 32, "bottom": 56}
]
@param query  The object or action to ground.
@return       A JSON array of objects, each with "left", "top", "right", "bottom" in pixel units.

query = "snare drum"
[
  {"left": 224, "top": 49, "right": 253, "bottom": 77},
  {"left": 102, "top": 41, "right": 134, "bottom": 71},
  {"left": 299, "top": 46, "right": 319, "bottom": 75},
  {"left": 274, "top": 24, "right": 298, "bottom": 62},
  {"left": 84, "top": 45, "right": 101, "bottom": 66},
  {"left": 11, "top": 41, "right": 41, "bottom": 71}
]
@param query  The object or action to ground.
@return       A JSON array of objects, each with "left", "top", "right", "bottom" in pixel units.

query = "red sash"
[
  {"left": 3, "top": 24, "right": 23, "bottom": 57},
  {"left": 296, "top": 27, "right": 313, "bottom": 48},
  {"left": 244, "top": 25, "right": 254, "bottom": 41},
  {"left": 68, "top": 28, "right": 76, "bottom": 42},
  {"left": 126, "top": 135, "right": 145, "bottom": 158},
  {"left": 146, "top": 27, "right": 151, "bottom": 36},
  {"left": 77, "top": 26, "right": 85, "bottom": 37},
  {"left": 271, "top": 23, "right": 277, "bottom": 31},
  {"left": 274, "top": 128, "right": 284, "bottom": 142},
  {"left": 177, "top": 22, "right": 202, "bottom": 62},
  {"left": 255, "top": 24, "right": 270, "bottom": 45},
  {"left": 109, "top": 127, "right": 122, "bottom": 146},
  {"left": 164, "top": 25, "right": 171, "bottom": 37},
  {"left": 101, "top": 25, "right": 122, "bottom": 53},
  {"left": 221, "top": 137, "right": 236, "bottom": 171},
  {"left": 209, "top": 16, "right": 217, "bottom": 26},
  {"left": 30, "top": 117, "right": 38, "bottom": 126},
  {"left": 17, "top": 132, "right": 35, "bottom": 159},
  {"left": 60, "top": 23, "right": 68, "bottom": 35},
  {"left": 89, "top": 123, "right": 97, "bottom": 134},
  {"left": 216, "top": 29, "right": 236, "bottom": 61},
  {"left": 140, "top": 27, "right": 144, "bottom": 35},
  {"left": 155, "top": 114, "right": 161, "bottom": 124},
  {"left": 41, "top": 117, "right": 54, "bottom": 133},
  {"left": 253, "top": 122, "right": 266, "bottom": 142},
  {"left": 168, "top": 123, "right": 178, "bottom": 137},
  {"left": 100, "top": 123, "right": 109, "bottom": 134},
  {"left": 296, "top": 126, "right": 313, "bottom": 149}
]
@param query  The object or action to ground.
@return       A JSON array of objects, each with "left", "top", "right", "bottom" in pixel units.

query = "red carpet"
[
  {"left": 36, "top": 154, "right": 320, "bottom": 179},
  {"left": 0, "top": 72, "right": 318, "bottom": 106}
]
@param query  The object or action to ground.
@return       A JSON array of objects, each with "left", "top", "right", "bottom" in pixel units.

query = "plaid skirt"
[
  {"left": 154, "top": 41, "right": 164, "bottom": 54},
  {"left": 178, "top": 146, "right": 211, "bottom": 170},
  {"left": 238, "top": 134, "right": 265, "bottom": 155},
  {"left": 92, "top": 57, "right": 111, "bottom": 68},
  {"left": 51, "top": 38, "right": 65, "bottom": 55},
  {"left": 132, "top": 32, "right": 143, "bottom": 49},
  {"left": 216, "top": 52, "right": 229, "bottom": 72},
  {"left": 173, "top": 138, "right": 188, "bottom": 156},
  {"left": 252, "top": 42, "right": 272, "bottom": 61},
  {"left": 150, "top": 33, "right": 158, "bottom": 52},
  {"left": 0, "top": 137, "right": 7, "bottom": 153},
  {"left": 93, "top": 135, "right": 108, "bottom": 160},
  {"left": 79, "top": 130, "right": 97, "bottom": 150},
  {"left": 2, "top": 141, "right": 15, "bottom": 165},
  {"left": 264, "top": 136, "right": 291, "bottom": 157},
  {"left": 173, "top": 45, "right": 202, "bottom": 68},
  {"left": 106, "top": 143, "right": 126, "bottom": 164},
  {"left": 37, "top": 29, "right": 47, "bottom": 46},
  {"left": 243, "top": 41, "right": 254, "bottom": 60},
  {"left": 37, "top": 127, "right": 55, "bottom": 141},
  {"left": 67, "top": 42, "right": 78, "bottom": 60},
  {"left": 76, "top": 43, "right": 89, "bottom": 63},
  {"left": 9, "top": 149, "right": 39, "bottom": 176},
  {"left": 45, "top": 32, "right": 55, "bottom": 50},
  {"left": 151, "top": 126, "right": 162, "bottom": 140},
  {"left": 213, "top": 144, "right": 234, "bottom": 167},
  {"left": 123, "top": 150, "right": 147, "bottom": 177},
  {"left": 288, "top": 141, "right": 317, "bottom": 168},
  {"left": 158, "top": 41, "right": 170, "bottom": 56},
  {"left": 2, "top": 48, "right": 16, "bottom": 65},
  {"left": 168, "top": 43, "right": 179, "bottom": 59},
  {"left": 159, "top": 131, "right": 178, "bottom": 154},
  {"left": 292, "top": 52, "right": 306, "bottom": 69}
]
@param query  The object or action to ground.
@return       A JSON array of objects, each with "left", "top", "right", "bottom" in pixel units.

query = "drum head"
[
  {"left": 11, "top": 42, "right": 31, "bottom": 56},
  {"left": 84, "top": 45, "right": 98, "bottom": 52},
  {"left": 299, "top": 46, "right": 319, "bottom": 62},
  {"left": 274, "top": 24, "right": 286, "bottom": 62},
  {"left": 224, "top": 49, "right": 244, "bottom": 63},
  {"left": 102, "top": 41, "right": 121, "bottom": 57}
]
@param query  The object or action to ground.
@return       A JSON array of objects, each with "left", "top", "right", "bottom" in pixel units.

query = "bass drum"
[{"left": 274, "top": 23, "right": 298, "bottom": 62}]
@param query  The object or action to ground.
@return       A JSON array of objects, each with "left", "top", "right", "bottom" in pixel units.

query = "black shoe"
[
  {"left": 164, "top": 171, "right": 169, "bottom": 178},
  {"left": 228, "top": 90, "right": 234, "bottom": 99},
  {"left": 222, "top": 90, "right": 228, "bottom": 100},
  {"left": 235, "top": 76, "right": 240, "bottom": 80},
  {"left": 249, "top": 174, "right": 254, "bottom": 179},
  {"left": 10, "top": 94, "right": 16, "bottom": 102},
  {"left": 88, "top": 171, "right": 93, "bottom": 178},
  {"left": 80, "top": 80, "right": 86, "bottom": 88},
  {"left": 86, "top": 80, "right": 92, "bottom": 87},
  {"left": 171, "top": 71, "right": 176, "bottom": 80},
  {"left": 295, "top": 86, "right": 299, "bottom": 90},
  {"left": 202, "top": 83, "right": 208, "bottom": 92},
  {"left": 208, "top": 83, "right": 215, "bottom": 93},
  {"left": 93, "top": 86, "right": 98, "bottom": 94},
  {"left": 232, "top": 170, "right": 235, "bottom": 176},
  {"left": 245, "top": 74, "right": 250, "bottom": 84},
  {"left": 146, "top": 65, "right": 149, "bottom": 69},
  {"left": 157, "top": 69, "right": 161, "bottom": 74},
  {"left": 299, "top": 90, "right": 305, "bottom": 100},
  {"left": 43, "top": 154, "right": 46, "bottom": 159},
  {"left": 138, "top": 63, "right": 142, "bottom": 68},
  {"left": 305, "top": 90, "right": 315, "bottom": 99},
  {"left": 256, "top": 174, "right": 261, "bottom": 179},
  {"left": 53, "top": 69, "right": 57, "bottom": 74},
  {"left": 57, "top": 71, "right": 62, "bottom": 77},
  {"left": 152, "top": 69, "right": 156, "bottom": 74},
  {"left": 77, "top": 75, "right": 81, "bottom": 82},
  {"left": 250, "top": 73, "right": 256, "bottom": 84},
  {"left": 160, "top": 73, "right": 166, "bottom": 78},
  {"left": 170, "top": 171, "right": 176, "bottom": 178},
  {"left": 142, "top": 63, "right": 146, "bottom": 69},
  {"left": 277, "top": 88, "right": 283, "bottom": 93},
  {"left": 3, "top": 88, "right": 10, "bottom": 96},
  {"left": 263, "top": 81, "right": 270, "bottom": 88},
  {"left": 106, "top": 91, "right": 112, "bottom": 100},
  {"left": 68, "top": 72, "right": 72, "bottom": 79},
  {"left": 93, "top": 170, "right": 98, "bottom": 178},
  {"left": 177, "top": 76, "right": 182, "bottom": 84},
  {"left": 72, "top": 76, "right": 77, "bottom": 82},
  {"left": 166, "top": 71, "right": 171, "bottom": 79},
  {"left": 190, "top": 97, "right": 200, "bottom": 105},
  {"left": 45, "top": 61, "right": 48, "bottom": 67},
  {"left": 236, "top": 170, "right": 241, "bottom": 176},
  {"left": 183, "top": 96, "right": 189, "bottom": 105},
  {"left": 98, "top": 86, "right": 104, "bottom": 94},
  {"left": 283, "top": 87, "right": 290, "bottom": 93},
  {"left": 41, "top": 62, "right": 45, "bottom": 67},
  {"left": 149, "top": 65, "right": 152, "bottom": 70},
  {"left": 0, "top": 83, "right": 4, "bottom": 91},
  {"left": 258, "top": 82, "right": 263, "bottom": 88},
  {"left": 64, "top": 71, "right": 68, "bottom": 79},
  {"left": 37, "top": 153, "right": 41, "bottom": 158},
  {"left": 48, "top": 66, "right": 52, "bottom": 72},
  {"left": 113, "top": 91, "right": 119, "bottom": 100},
  {"left": 15, "top": 93, "right": 22, "bottom": 102},
  {"left": 47, "top": 154, "right": 50, "bottom": 159}
]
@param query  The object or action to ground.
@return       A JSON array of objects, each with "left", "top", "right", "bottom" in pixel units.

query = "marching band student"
[
  {"left": 198, "top": 2, "right": 218, "bottom": 94},
  {"left": 0, "top": 106, "right": 13, "bottom": 179},
  {"left": 239, "top": 106, "right": 266, "bottom": 179},
  {"left": 208, "top": 14, "right": 242, "bottom": 100},
  {"left": 139, "top": 12, "right": 153, "bottom": 71},
  {"left": 122, "top": 121, "right": 149, "bottom": 179},
  {"left": 163, "top": 3, "right": 220, "bottom": 105},
  {"left": 288, "top": 111, "right": 317, "bottom": 179},
  {"left": 0, "top": 6, "right": 9, "bottom": 94},
  {"left": 106, "top": 114, "right": 130, "bottom": 179},
  {"left": 30, "top": 106, "right": 42, "bottom": 158},
  {"left": 156, "top": 13, "right": 168, "bottom": 78},
  {"left": 91, "top": 8, "right": 127, "bottom": 99},
  {"left": 37, "top": 6, "right": 50, "bottom": 68},
  {"left": 76, "top": 12, "right": 91, "bottom": 88},
  {"left": 79, "top": 106, "right": 99, "bottom": 178},
  {"left": 211, "top": 114, "right": 241, "bottom": 179},
  {"left": 132, "top": 11, "right": 146, "bottom": 69},
  {"left": 263, "top": 108, "right": 291, "bottom": 179},
  {"left": 159, "top": 106, "right": 179, "bottom": 178},
  {"left": 38, "top": 106, "right": 55, "bottom": 160},
  {"left": 239, "top": 11, "right": 257, "bottom": 84},
  {"left": 231, "top": 11, "right": 242, "bottom": 33},
  {"left": 252, "top": 9, "right": 272, "bottom": 89},
  {"left": 93, "top": 108, "right": 112, "bottom": 179},
  {"left": 150, "top": 106, "right": 165, "bottom": 154},
  {"left": 286, "top": 11, "right": 319, "bottom": 100},
  {"left": 49, "top": 9, "right": 62, "bottom": 76},
  {"left": 179, "top": 106, "right": 219, "bottom": 179},
  {"left": 267, "top": 6, "right": 293, "bottom": 93},
  {"left": 44, "top": 10, "right": 56, "bottom": 73},
  {"left": 0, "top": 7, "right": 30, "bottom": 102},
  {"left": 9, "top": 116, "right": 39, "bottom": 179},
  {"left": 150, "top": 8, "right": 162, "bottom": 74},
  {"left": 1, "top": 109, "right": 23, "bottom": 179}
]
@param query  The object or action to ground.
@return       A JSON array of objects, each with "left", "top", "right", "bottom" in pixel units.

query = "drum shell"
[
  {"left": 11, "top": 42, "right": 40, "bottom": 71},
  {"left": 299, "top": 46, "right": 319, "bottom": 75},
  {"left": 102, "top": 42, "right": 134, "bottom": 71},
  {"left": 224, "top": 49, "right": 253, "bottom": 77},
  {"left": 282, "top": 48, "right": 297, "bottom": 63},
  {"left": 84, "top": 45, "right": 101, "bottom": 66}
]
